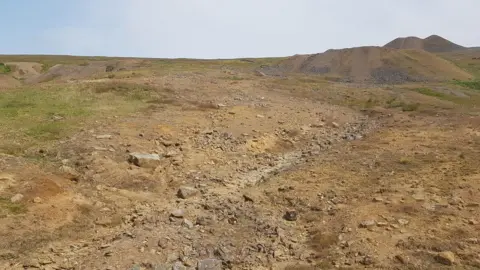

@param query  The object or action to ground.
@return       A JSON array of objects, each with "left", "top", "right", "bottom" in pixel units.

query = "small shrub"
[{"left": 0, "top": 63, "right": 11, "bottom": 74}]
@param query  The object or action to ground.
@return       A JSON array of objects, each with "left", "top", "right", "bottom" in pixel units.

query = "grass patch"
[
  {"left": 452, "top": 80, "right": 480, "bottom": 90},
  {"left": 386, "top": 97, "right": 420, "bottom": 111},
  {"left": 0, "top": 82, "right": 161, "bottom": 155},
  {"left": 413, "top": 87, "right": 446, "bottom": 98},
  {"left": 0, "top": 63, "right": 11, "bottom": 74},
  {"left": 0, "top": 198, "right": 27, "bottom": 216}
]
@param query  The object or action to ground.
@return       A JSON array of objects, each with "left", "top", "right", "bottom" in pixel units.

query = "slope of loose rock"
[
  {"left": 384, "top": 34, "right": 466, "bottom": 53},
  {"left": 281, "top": 46, "right": 472, "bottom": 83}
]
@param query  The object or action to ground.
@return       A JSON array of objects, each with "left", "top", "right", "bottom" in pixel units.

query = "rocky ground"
[{"left": 0, "top": 68, "right": 479, "bottom": 270}]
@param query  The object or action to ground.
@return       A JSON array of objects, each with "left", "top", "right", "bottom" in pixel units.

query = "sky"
[{"left": 1, "top": 0, "right": 479, "bottom": 59}]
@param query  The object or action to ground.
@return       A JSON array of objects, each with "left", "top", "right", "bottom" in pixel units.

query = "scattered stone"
[
  {"left": 165, "top": 150, "right": 178, "bottom": 157},
  {"left": 183, "top": 219, "right": 194, "bottom": 229},
  {"left": 96, "top": 134, "right": 112, "bottom": 139},
  {"left": 243, "top": 194, "right": 254, "bottom": 202},
  {"left": 395, "top": 254, "right": 409, "bottom": 264},
  {"left": 468, "top": 219, "right": 478, "bottom": 225},
  {"left": 331, "top": 122, "right": 340, "bottom": 128},
  {"left": 10, "top": 194, "right": 24, "bottom": 203},
  {"left": 216, "top": 103, "right": 227, "bottom": 108},
  {"left": 197, "top": 258, "right": 222, "bottom": 270},
  {"left": 359, "top": 220, "right": 376, "bottom": 228},
  {"left": 466, "top": 238, "right": 479, "bottom": 244},
  {"left": 177, "top": 186, "right": 199, "bottom": 199},
  {"left": 33, "top": 197, "right": 43, "bottom": 203},
  {"left": 161, "top": 140, "right": 174, "bottom": 147},
  {"left": 435, "top": 251, "right": 455, "bottom": 265},
  {"left": 448, "top": 197, "right": 463, "bottom": 205},
  {"left": 283, "top": 210, "right": 298, "bottom": 221},
  {"left": 171, "top": 209, "right": 185, "bottom": 218},
  {"left": 256, "top": 114, "right": 265, "bottom": 118},
  {"left": 397, "top": 219, "right": 409, "bottom": 226},
  {"left": 94, "top": 217, "right": 113, "bottom": 226},
  {"left": 377, "top": 222, "right": 389, "bottom": 227},
  {"left": 466, "top": 202, "right": 480, "bottom": 208},
  {"left": 128, "top": 153, "right": 162, "bottom": 168},
  {"left": 412, "top": 193, "right": 426, "bottom": 202},
  {"left": 373, "top": 197, "right": 384, "bottom": 202},
  {"left": 158, "top": 238, "right": 168, "bottom": 249},
  {"left": 360, "top": 255, "right": 375, "bottom": 265},
  {"left": 173, "top": 261, "right": 187, "bottom": 270}
]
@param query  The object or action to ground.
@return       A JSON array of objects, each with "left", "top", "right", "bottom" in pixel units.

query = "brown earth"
[
  {"left": 0, "top": 50, "right": 479, "bottom": 270},
  {"left": 4, "top": 62, "right": 42, "bottom": 80},
  {"left": 384, "top": 35, "right": 466, "bottom": 53},
  {"left": 279, "top": 46, "right": 472, "bottom": 83}
]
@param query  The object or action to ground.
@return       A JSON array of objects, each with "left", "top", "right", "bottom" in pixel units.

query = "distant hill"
[
  {"left": 279, "top": 46, "right": 472, "bottom": 83},
  {"left": 384, "top": 35, "right": 465, "bottom": 53}
]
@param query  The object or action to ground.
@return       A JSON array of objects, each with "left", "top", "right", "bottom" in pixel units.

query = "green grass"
[
  {"left": 386, "top": 97, "right": 420, "bottom": 111},
  {"left": 0, "top": 198, "right": 27, "bottom": 216},
  {"left": 413, "top": 87, "right": 446, "bottom": 98},
  {"left": 0, "top": 63, "right": 11, "bottom": 74},
  {"left": 452, "top": 80, "right": 480, "bottom": 90},
  {"left": 0, "top": 82, "right": 165, "bottom": 155}
]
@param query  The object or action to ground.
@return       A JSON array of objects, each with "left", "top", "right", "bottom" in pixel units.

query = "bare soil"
[{"left": 0, "top": 53, "right": 479, "bottom": 270}]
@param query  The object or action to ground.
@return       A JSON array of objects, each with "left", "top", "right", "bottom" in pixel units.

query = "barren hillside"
[
  {"left": 280, "top": 46, "right": 472, "bottom": 83},
  {"left": 384, "top": 35, "right": 466, "bottom": 53}
]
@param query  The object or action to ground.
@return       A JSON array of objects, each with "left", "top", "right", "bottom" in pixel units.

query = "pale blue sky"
[{"left": 1, "top": 0, "right": 479, "bottom": 58}]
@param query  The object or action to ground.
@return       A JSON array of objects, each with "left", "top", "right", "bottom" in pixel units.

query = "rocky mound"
[
  {"left": 4, "top": 62, "right": 42, "bottom": 80},
  {"left": 280, "top": 46, "right": 472, "bottom": 83},
  {"left": 384, "top": 35, "right": 465, "bottom": 53}
]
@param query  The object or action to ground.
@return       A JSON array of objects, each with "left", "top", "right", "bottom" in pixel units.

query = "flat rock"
[
  {"left": 197, "top": 258, "right": 222, "bottom": 270},
  {"left": 128, "top": 153, "right": 162, "bottom": 168},
  {"left": 10, "top": 194, "right": 24, "bottom": 203},
  {"left": 96, "top": 134, "right": 112, "bottom": 139},
  {"left": 177, "top": 186, "right": 199, "bottom": 199},
  {"left": 359, "top": 220, "right": 376, "bottom": 228},
  {"left": 284, "top": 210, "right": 298, "bottom": 221},
  {"left": 170, "top": 209, "right": 185, "bottom": 218},
  {"left": 435, "top": 251, "right": 455, "bottom": 265}
]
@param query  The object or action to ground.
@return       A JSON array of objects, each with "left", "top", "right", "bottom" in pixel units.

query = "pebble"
[
  {"left": 197, "top": 258, "right": 222, "bottom": 270},
  {"left": 331, "top": 122, "right": 340, "bottom": 128},
  {"left": 435, "top": 251, "right": 455, "bottom": 265},
  {"left": 173, "top": 261, "right": 187, "bottom": 270},
  {"left": 283, "top": 210, "right": 298, "bottom": 221},
  {"left": 96, "top": 134, "right": 112, "bottom": 139},
  {"left": 171, "top": 209, "right": 185, "bottom": 218},
  {"left": 359, "top": 220, "right": 376, "bottom": 228},
  {"left": 33, "top": 197, "right": 43, "bottom": 203},
  {"left": 177, "top": 186, "right": 199, "bottom": 199},
  {"left": 10, "top": 194, "right": 24, "bottom": 203},
  {"left": 468, "top": 219, "right": 478, "bottom": 225},
  {"left": 183, "top": 219, "right": 194, "bottom": 229},
  {"left": 372, "top": 197, "right": 383, "bottom": 202},
  {"left": 397, "top": 218, "right": 409, "bottom": 226}
]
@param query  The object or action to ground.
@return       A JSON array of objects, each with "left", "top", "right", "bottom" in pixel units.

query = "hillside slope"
[{"left": 281, "top": 46, "right": 472, "bottom": 83}]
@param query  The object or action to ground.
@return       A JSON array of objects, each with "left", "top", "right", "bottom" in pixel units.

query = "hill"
[
  {"left": 384, "top": 35, "right": 465, "bottom": 52},
  {"left": 280, "top": 46, "right": 472, "bottom": 83}
]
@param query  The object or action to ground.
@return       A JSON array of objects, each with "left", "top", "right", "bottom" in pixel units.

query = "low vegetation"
[
  {"left": 0, "top": 63, "right": 11, "bottom": 73},
  {"left": 452, "top": 79, "right": 480, "bottom": 90},
  {"left": 0, "top": 82, "right": 163, "bottom": 155}
]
